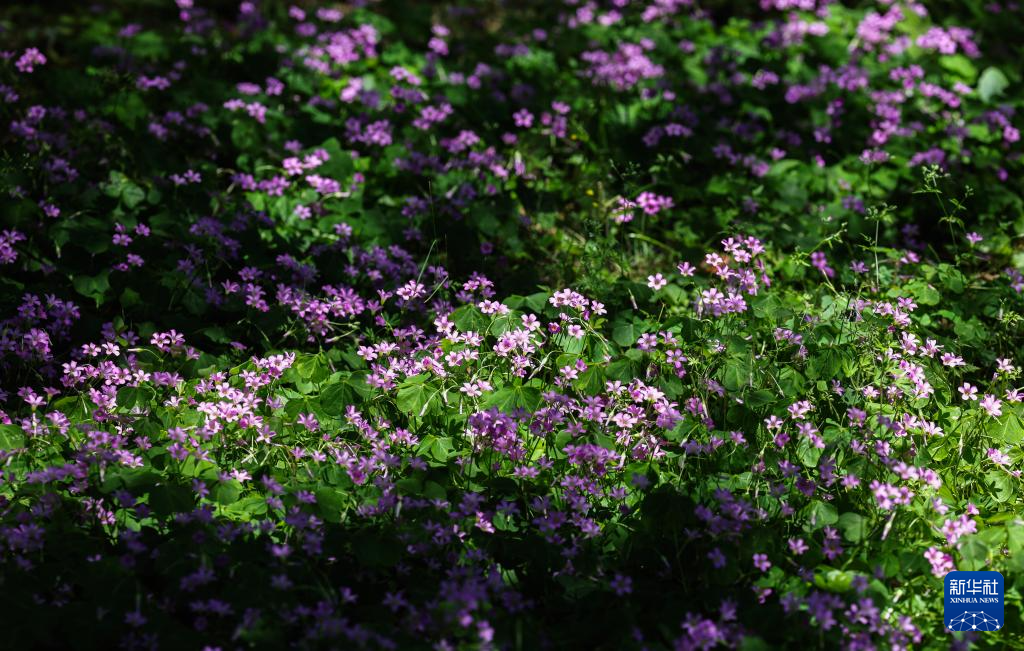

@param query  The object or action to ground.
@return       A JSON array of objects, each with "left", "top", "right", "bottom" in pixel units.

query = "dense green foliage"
[{"left": 3, "top": 0, "right": 1024, "bottom": 649}]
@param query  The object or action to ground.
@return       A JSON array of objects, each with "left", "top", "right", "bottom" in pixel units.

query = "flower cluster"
[{"left": 1, "top": 1, "right": 1024, "bottom": 649}]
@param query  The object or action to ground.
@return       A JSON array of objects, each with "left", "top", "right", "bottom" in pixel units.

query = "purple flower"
[
  {"left": 15, "top": 47, "right": 46, "bottom": 73},
  {"left": 610, "top": 573, "right": 633, "bottom": 596},
  {"left": 752, "top": 553, "right": 771, "bottom": 572}
]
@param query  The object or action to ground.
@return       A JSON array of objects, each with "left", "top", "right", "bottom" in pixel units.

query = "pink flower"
[
  {"left": 15, "top": 48, "right": 46, "bottom": 74},
  {"left": 611, "top": 198, "right": 635, "bottom": 224},
  {"left": 512, "top": 109, "right": 534, "bottom": 128},
  {"left": 924, "top": 546, "right": 954, "bottom": 578},
  {"left": 610, "top": 574, "right": 633, "bottom": 596},
  {"left": 870, "top": 480, "right": 914, "bottom": 510},
  {"left": 637, "top": 333, "right": 658, "bottom": 350},
  {"left": 988, "top": 448, "right": 1011, "bottom": 466},
  {"left": 980, "top": 394, "right": 1002, "bottom": 417},
  {"left": 752, "top": 553, "right": 771, "bottom": 572},
  {"left": 942, "top": 353, "right": 965, "bottom": 367},
  {"left": 611, "top": 411, "right": 637, "bottom": 429},
  {"left": 635, "top": 191, "right": 674, "bottom": 215},
  {"left": 647, "top": 273, "right": 667, "bottom": 291},
  {"left": 521, "top": 314, "right": 540, "bottom": 331},
  {"left": 958, "top": 383, "right": 978, "bottom": 401},
  {"left": 708, "top": 548, "right": 726, "bottom": 568},
  {"left": 787, "top": 400, "right": 813, "bottom": 420},
  {"left": 460, "top": 382, "right": 482, "bottom": 398},
  {"left": 478, "top": 300, "right": 510, "bottom": 316},
  {"left": 459, "top": 380, "right": 492, "bottom": 398},
  {"left": 941, "top": 514, "right": 977, "bottom": 545}
]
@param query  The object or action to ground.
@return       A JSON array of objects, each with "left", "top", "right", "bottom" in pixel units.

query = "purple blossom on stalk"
[
  {"left": 635, "top": 191, "right": 674, "bottom": 215},
  {"left": 708, "top": 548, "right": 727, "bottom": 569},
  {"left": 941, "top": 514, "right": 977, "bottom": 545},
  {"left": 15, "top": 47, "right": 46, "bottom": 73},
  {"left": 581, "top": 42, "right": 664, "bottom": 91},
  {"left": 988, "top": 448, "right": 1011, "bottom": 466},
  {"left": 0, "top": 229, "right": 26, "bottom": 263},
  {"left": 647, "top": 273, "right": 667, "bottom": 291},
  {"left": 612, "top": 197, "right": 635, "bottom": 224},
  {"left": 810, "top": 251, "right": 834, "bottom": 278},
  {"left": 958, "top": 383, "right": 978, "bottom": 401},
  {"left": 980, "top": 394, "right": 1002, "bottom": 417},
  {"left": 924, "top": 547, "right": 955, "bottom": 578},
  {"left": 512, "top": 109, "right": 533, "bottom": 128},
  {"left": 610, "top": 573, "right": 633, "bottom": 595}
]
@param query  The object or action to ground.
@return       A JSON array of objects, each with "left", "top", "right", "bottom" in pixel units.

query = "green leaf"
[
  {"left": 837, "top": 513, "right": 868, "bottom": 542},
  {"left": 396, "top": 375, "right": 441, "bottom": 417},
  {"left": 959, "top": 535, "right": 989, "bottom": 571},
  {"left": 104, "top": 170, "right": 146, "bottom": 208},
  {"left": 116, "top": 386, "right": 141, "bottom": 410},
  {"left": 804, "top": 501, "right": 838, "bottom": 530},
  {"left": 0, "top": 424, "right": 25, "bottom": 450},
  {"left": 940, "top": 55, "right": 978, "bottom": 82},
  {"left": 72, "top": 270, "right": 111, "bottom": 306},
  {"left": 927, "top": 438, "right": 950, "bottom": 462},
  {"left": 797, "top": 437, "right": 823, "bottom": 467},
  {"left": 953, "top": 317, "right": 988, "bottom": 343},
  {"left": 937, "top": 264, "right": 966, "bottom": 293},
  {"left": 814, "top": 567, "right": 855, "bottom": 593},
  {"left": 315, "top": 487, "right": 348, "bottom": 523},
  {"left": 213, "top": 481, "right": 242, "bottom": 505},
  {"left": 430, "top": 436, "right": 453, "bottom": 462},
  {"left": 524, "top": 292, "right": 550, "bottom": 313},
  {"left": 104, "top": 171, "right": 128, "bottom": 197},
  {"left": 122, "top": 183, "right": 146, "bottom": 209},
  {"left": 423, "top": 481, "right": 447, "bottom": 501},
  {"left": 904, "top": 279, "right": 941, "bottom": 306},
  {"left": 575, "top": 367, "right": 605, "bottom": 396},
  {"left": 224, "top": 495, "right": 267, "bottom": 519},
  {"left": 316, "top": 137, "right": 355, "bottom": 179},
  {"left": 320, "top": 373, "right": 369, "bottom": 416},
  {"left": 416, "top": 435, "right": 454, "bottom": 464},
  {"left": 483, "top": 385, "right": 541, "bottom": 413},
  {"left": 808, "top": 348, "right": 845, "bottom": 380},
  {"left": 450, "top": 305, "right": 488, "bottom": 332},
  {"left": 978, "top": 67, "right": 1009, "bottom": 103},
  {"left": 985, "top": 471, "right": 1014, "bottom": 503},
  {"left": 778, "top": 368, "right": 805, "bottom": 396},
  {"left": 739, "top": 637, "right": 772, "bottom": 651},
  {"left": 612, "top": 323, "right": 636, "bottom": 348},
  {"left": 606, "top": 358, "right": 636, "bottom": 381},
  {"left": 1008, "top": 522, "right": 1024, "bottom": 554},
  {"left": 721, "top": 357, "right": 750, "bottom": 392},
  {"left": 396, "top": 477, "right": 423, "bottom": 496},
  {"left": 745, "top": 389, "right": 776, "bottom": 408},
  {"left": 989, "top": 412, "right": 1024, "bottom": 445}
]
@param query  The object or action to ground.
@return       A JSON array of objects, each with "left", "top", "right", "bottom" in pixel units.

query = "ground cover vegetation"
[{"left": 2, "top": 0, "right": 1024, "bottom": 648}]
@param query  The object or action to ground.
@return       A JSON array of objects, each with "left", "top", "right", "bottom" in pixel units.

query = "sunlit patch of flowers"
[{"left": 2, "top": 0, "right": 1024, "bottom": 649}]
